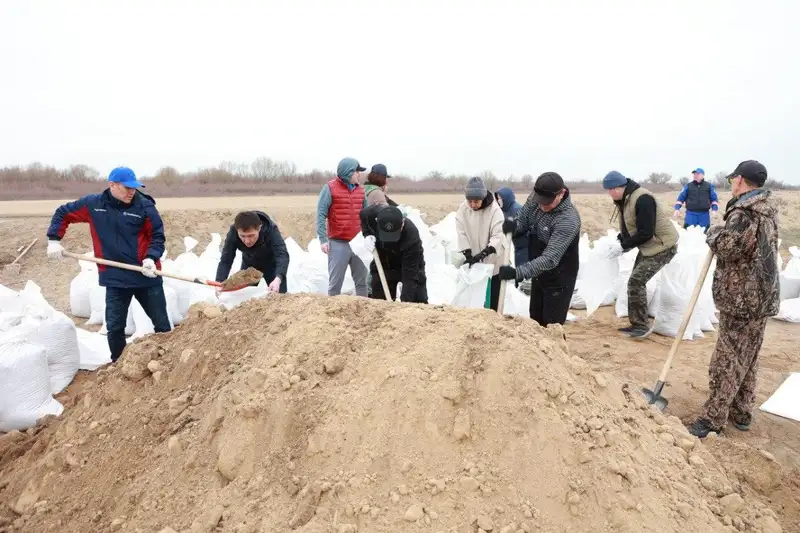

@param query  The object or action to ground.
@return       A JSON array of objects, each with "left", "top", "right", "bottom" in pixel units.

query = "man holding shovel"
[
  {"left": 689, "top": 160, "right": 779, "bottom": 438},
  {"left": 360, "top": 204, "right": 428, "bottom": 303},
  {"left": 215, "top": 211, "right": 290, "bottom": 293},
  {"left": 496, "top": 172, "right": 581, "bottom": 327},
  {"left": 46, "top": 166, "right": 171, "bottom": 363}
]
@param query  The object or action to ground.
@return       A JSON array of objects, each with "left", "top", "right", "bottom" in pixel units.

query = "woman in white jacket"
[{"left": 453, "top": 176, "right": 508, "bottom": 310}]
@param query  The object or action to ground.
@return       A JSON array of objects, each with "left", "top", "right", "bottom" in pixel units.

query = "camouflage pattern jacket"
[{"left": 706, "top": 189, "right": 780, "bottom": 319}]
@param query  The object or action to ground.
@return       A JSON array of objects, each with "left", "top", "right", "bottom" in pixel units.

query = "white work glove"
[
  {"left": 47, "top": 240, "right": 65, "bottom": 260},
  {"left": 268, "top": 277, "right": 282, "bottom": 292},
  {"left": 364, "top": 235, "right": 376, "bottom": 254},
  {"left": 452, "top": 250, "right": 467, "bottom": 268},
  {"left": 606, "top": 239, "right": 624, "bottom": 260},
  {"left": 141, "top": 258, "right": 157, "bottom": 278}
]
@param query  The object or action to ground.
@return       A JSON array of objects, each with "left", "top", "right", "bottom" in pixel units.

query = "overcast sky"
[{"left": 1, "top": 0, "right": 798, "bottom": 182}]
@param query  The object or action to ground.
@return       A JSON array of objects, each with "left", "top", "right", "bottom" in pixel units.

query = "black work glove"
[
  {"left": 498, "top": 265, "right": 517, "bottom": 281},
  {"left": 502, "top": 218, "right": 517, "bottom": 235},
  {"left": 467, "top": 245, "right": 496, "bottom": 266}
]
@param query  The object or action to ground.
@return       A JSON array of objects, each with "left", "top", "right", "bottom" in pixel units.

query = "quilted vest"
[
  {"left": 622, "top": 187, "right": 679, "bottom": 257},
  {"left": 327, "top": 178, "right": 364, "bottom": 241}
]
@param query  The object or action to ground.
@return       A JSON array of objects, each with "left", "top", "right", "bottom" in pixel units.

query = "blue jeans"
[
  {"left": 684, "top": 210, "right": 711, "bottom": 231},
  {"left": 106, "top": 284, "right": 171, "bottom": 362}
]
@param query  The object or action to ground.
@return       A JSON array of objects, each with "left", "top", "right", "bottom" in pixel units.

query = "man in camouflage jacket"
[{"left": 689, "top": 160, "right": 779, "bottom": 438}]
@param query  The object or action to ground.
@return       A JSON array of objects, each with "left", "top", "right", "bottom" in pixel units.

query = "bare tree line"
[{"left": 0, "top": 159, "right": 796, "bottom": 201}]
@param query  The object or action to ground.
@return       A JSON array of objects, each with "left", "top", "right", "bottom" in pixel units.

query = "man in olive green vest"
[{"left": 603, "top": 171, "right": 679, "bottom": 339}]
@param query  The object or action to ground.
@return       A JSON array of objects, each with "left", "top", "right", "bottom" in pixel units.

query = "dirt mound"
[{"left": 0, "top": 295, "right": 786, "bottom": 533}]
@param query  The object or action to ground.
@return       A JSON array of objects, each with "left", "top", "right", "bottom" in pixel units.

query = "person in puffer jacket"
[
  {"left": 45, "top": 167, "right": 171, "bottom": 363},
  {"left": 454, "top": 176, "right": 507, "bottom": 311},
  {"left": 495, "top": 187, "right": 529, "bottom": 275}
]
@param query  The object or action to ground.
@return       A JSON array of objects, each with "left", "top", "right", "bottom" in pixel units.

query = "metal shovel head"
[{"left": 641, "top": 387, "right": 668, "bottom": 411}]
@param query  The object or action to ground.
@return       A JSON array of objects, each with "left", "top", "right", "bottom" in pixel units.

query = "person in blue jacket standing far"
[
  {"left": 494, "top": 187, "right": 529, "bottom": 278},
  {"left": 673, "top": 168, "right": 719, "bottom": 231},
  {"left": 45, "top": 167, "right": 171, "bottom": 364}
]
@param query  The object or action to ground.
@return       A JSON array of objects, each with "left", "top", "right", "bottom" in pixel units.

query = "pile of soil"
[
  {"left": 0, "top": 295, "right": 786, "bottom": 533},
  {"left": 221, "top": 267, "right": 263, "bottom": 291},
  {"left": 0, "top": 251, "right": 16, "bottom": 266}
]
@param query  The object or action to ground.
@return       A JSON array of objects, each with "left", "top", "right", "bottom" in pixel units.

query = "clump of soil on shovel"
[{"left": 220, "top": 267, "right": 263, "bottom": 290}]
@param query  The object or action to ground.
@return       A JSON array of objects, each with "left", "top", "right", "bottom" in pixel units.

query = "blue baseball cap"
[
  {"left": 691, "top": 168, "right": 705, "bottom": 175},
  {"left": 371, "top": 163, "right": 391, "bottom": 177},
  {"left": 108, "top": 166, "right": 145, "bottom": 188}
]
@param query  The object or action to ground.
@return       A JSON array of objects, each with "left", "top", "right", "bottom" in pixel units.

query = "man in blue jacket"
[
  {"left": 673, "top": 168, "right": 719, "bottom": 231},
  {"left": 46, "top": 167, "right": 171, "bottom": 363},
  {"left": 215, "top": 210, "right": 290, "bottom": 293},
  {"left": 495, "top": 187, "right": 529, "bottom": 272}
]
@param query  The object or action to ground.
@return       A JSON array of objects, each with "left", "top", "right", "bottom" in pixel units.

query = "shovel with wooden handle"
[
  {"left": 641, "top": 249, "right": 715, "bottom": 410},
  {"left": 62, "top": 252, "right": 255, "bottom": 292},
  {"left": 496, "top": 233, "right": 512, "bottom": 315},
  {"left": 372, "top": 249, "right": 392, "bottom": 301},
  {"left": 4, "top": 238, "right": 38, "bottom": 274}
]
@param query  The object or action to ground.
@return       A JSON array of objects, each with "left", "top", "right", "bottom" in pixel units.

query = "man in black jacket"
[
  {"left": 215, "top": 211, "right": 290, "bottom": 293},
  {"left": 497, "top": 172, "right": 581, "bottom": 327},
  {"left": 360, "top": 204, "right": 428, "bottom": 303}
]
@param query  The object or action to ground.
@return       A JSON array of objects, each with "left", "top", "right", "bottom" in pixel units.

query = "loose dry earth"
[{"left": 0, "top": 192, "right": 799, "bottom": 532}]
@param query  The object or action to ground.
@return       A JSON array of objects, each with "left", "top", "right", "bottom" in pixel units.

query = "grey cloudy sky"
[{"left": 1, "top": 0, "right": 798, "bottom": 182}]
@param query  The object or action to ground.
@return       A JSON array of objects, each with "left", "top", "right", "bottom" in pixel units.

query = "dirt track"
[{"left": 1, "top": 192, "right": 799, "bottom": 530}]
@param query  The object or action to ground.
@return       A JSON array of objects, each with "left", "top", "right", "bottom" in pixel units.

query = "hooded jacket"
[
  {"left": 47, "top": 189, "right": 165, "bottom": 289},
  {"left": 215, "top": 211, "right": 290, "bottom": 290},
  {"left": 707, "top": 189, "right": 779, "bottom": 319},
  {"left": 495, "top": 187, "right": 529, "bottom": 267},
  {"left": 316, "top": 159, "right": 368, "bottom": 243},
  {"left": 455, "top": 191, "right": 507, "bottom": 276},
  {"left": 360, "top": 204, "right": 427, "bottom": 302}
]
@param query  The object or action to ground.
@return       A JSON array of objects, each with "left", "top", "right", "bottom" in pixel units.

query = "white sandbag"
[
  {"left": 20, "top": 312, "right": 80, "bottom": 393},
  {"left": 427, "top": 264, "right": 459, "bottom": 305},
  {"left": 774, "top": 298, "right": 800, "bottom": 323},
  {"left": 502, "top": 284, "right": 530, "bottom": 317},
  {"left": 69, "top": 252, "right": 97, "bottom": 318},
  {"left": 779, "top": 246, "right": 800, "bottom": 300},
  {"left": 653, "top": 231, "right": 714, "bottom": 340},
  {"left": 87, "top": 284, "right": 106, "bottom": 325},
  {"left": 451, "top": 263, "right": 493, "bottom": 309},
  {"left": 76, "top": 328, "right": 111, "bottom": 370},
  {"left": 218, "top": 278, "right": 269, "bottom": 310},
  {"left": 164, "top": 285, "right": 182, "bottom": 326},
  {"left": 286, "top": 238, "right": 328, "bottom": 294},
  {"left": 0, "top": 329, "right": 64, "bottom": 432},
  {"left": 579, "top": 232, "right": 620, "bottom": 316},
  {"left": 759, "top": 373, "right": 800, "bottom": 422},
  {"left": 569, "top": 234, "right": 593, "bottom": 310},
  {"left": 1, "top": 281, "right": 54, "bottom": 318},
  {"left": 0, "top": 283, "right": 17, "bottom": 300},
  {"left": 198, "top": 233, "right": 223, "bottom": 280}
]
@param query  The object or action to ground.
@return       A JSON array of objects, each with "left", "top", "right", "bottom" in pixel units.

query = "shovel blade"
[{"left": 641, "top": 387, "right": 668, "bottom": 411}]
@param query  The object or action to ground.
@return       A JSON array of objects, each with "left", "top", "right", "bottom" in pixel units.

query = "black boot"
[{"left": 689, "top": 417, "right": 721, "bottom": 438}]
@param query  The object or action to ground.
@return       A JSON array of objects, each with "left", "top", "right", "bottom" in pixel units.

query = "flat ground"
[{"left": 2, "top": 190, "right": 799, "bottom": 529}]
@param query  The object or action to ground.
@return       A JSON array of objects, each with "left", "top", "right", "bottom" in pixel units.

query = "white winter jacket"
[{"left": 455, "top": 193, "right": 507, "bottom": 276}]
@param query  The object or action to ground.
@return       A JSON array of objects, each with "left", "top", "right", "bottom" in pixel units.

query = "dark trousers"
[
  {"left": 488, "top": 274, "right": 502, "bottom": 311},
  {"left": 529, "top": 278, "right": 576, "bottom": 327},
  {"left": 369, "top": 267, "right": 428, "bottom": 304},
  {"left": 106, "top": 284, "right": 172, "bottom": 362}
]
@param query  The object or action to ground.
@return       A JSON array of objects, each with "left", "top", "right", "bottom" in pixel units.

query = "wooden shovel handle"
[
  {"left": 496, "top": 233, "right": 512, "bottom": 314},
  {"left": 10, "top": 238, "right": 38, "bottom": 265},
  {"left": 63, "top": 251, "right": 221, "bottom": 288},
  {"left": 657, "top": 249, "right": 715, "bottom": 382}
]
